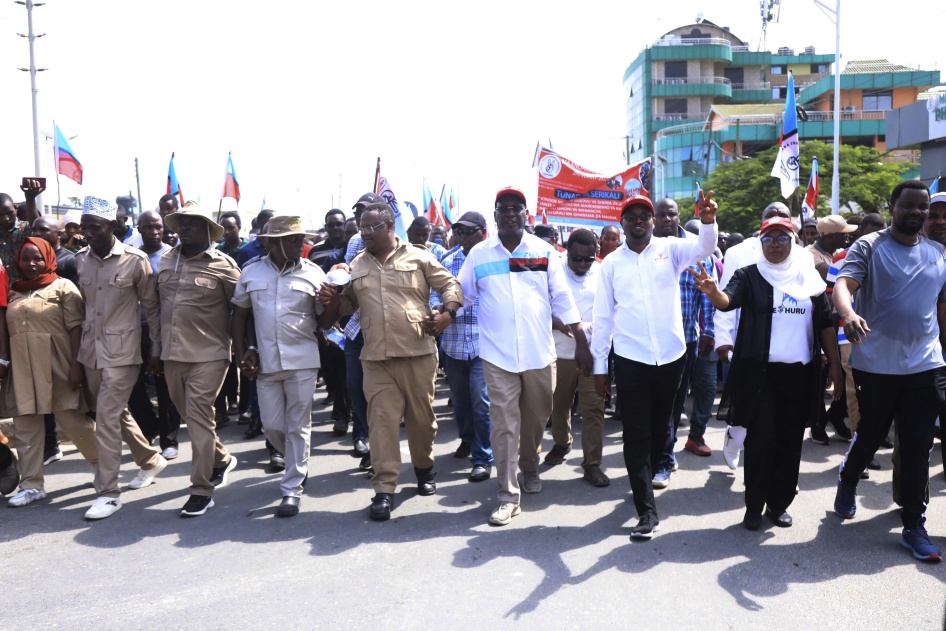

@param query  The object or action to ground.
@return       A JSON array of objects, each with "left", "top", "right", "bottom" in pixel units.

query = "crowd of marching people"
[{"left": 0, "top": 177, "right": 944, "bottom": 563}]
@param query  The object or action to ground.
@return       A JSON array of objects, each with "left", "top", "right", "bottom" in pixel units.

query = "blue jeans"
[
  {"left": 690, "top": 350, "right": 717, "bottom": 440},
  {"left": 443, "top": 354, "right": 493, "bottom": 466},
  {"left": 661, "top": 341, "right": 698, "bottom": 469},
  {"left": 344, "top": 331, "right": 369, "bottom": 442}
]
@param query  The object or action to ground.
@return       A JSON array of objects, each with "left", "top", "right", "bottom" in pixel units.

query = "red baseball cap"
[
  {"left": 495, "top": 186, "right": 527, "bottom": 206},
  {"left": 760, "top": 216, "right": 795, "bottom": 235},
  {"left": 621, "top": 194, "right": 654, "bottom": 215}
]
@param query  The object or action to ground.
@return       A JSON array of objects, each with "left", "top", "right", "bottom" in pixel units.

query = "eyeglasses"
[
  {"left": 325, "top": 221, "right": 345, "bottom": 229},
  {"left": 760, "top": 234, "right": 792, "bottom": 246},
  {"left": 454, "top": 226, "right": 482, "bottom": 236},
  {"left": 359, "top": 222, "right": 386, "bottom": 235},
  {"left": 569, "top": 255, "right": 595, "bottom": 264},
  {"left": 622, "top": 212, "right": 654, "bottom": 224},
  {"left": 495, "top": 205, "right": 526, "bottom": 215}
]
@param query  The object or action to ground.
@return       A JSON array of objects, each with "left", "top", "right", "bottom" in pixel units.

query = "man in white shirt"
[
  {"left": 458, "top": 186, "right": 592, "bottom": 526},
  {"left": 593, "top": 192, "right": 718, "bottom": 539},
  {"left": 545, "top": 229, "right": 609, "bottom": 487}
]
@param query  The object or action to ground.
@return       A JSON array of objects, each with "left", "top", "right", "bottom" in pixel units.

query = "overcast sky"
[{"left": 0, "top": 0, "right": 942, "bottom": 228}]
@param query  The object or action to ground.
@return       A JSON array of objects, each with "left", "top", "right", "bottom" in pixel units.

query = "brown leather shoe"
[{"left": 543, "top": 443, "right": 571, "bottom": 466}]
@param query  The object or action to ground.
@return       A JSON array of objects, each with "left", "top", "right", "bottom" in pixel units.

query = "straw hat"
[
  {"left": 261, "top": 215, "right": 318, "bottom": 238},
  {"left": 165, "top": 201, "right": 225, "bottom": 241}
]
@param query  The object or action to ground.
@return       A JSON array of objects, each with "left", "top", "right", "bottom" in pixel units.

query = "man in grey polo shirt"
[{"left": 833, "top": 180, "right": 946, "bottom": 562}]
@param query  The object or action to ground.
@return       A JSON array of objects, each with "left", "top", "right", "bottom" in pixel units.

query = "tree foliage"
[{"left": 675, "top": 140, "right": 914, "bottom": 235}]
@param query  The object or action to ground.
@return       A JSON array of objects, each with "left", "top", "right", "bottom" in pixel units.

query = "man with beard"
[{"left": 833, "top": 181, "right": 946, "bottom": 562}]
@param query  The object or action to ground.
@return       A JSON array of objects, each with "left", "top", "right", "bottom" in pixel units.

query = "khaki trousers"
[
  {"left": 164, "top": 360, "right": 231, "bottom": 497},
  {"left": 85, "top": 364, "right": 161, "bottom": 497},
  {"left": 483, "top": 359, "right": 556, "bottom": 505},
  {"left": 362, "top": 354, "right": 438, "bottom": 494},
  {"left": 14, "top": 410, "right": 98, "bottom": 491},
  {"left": 550, "top": 357, "right": 605, "bottom": 467},
  {"left": 257, "top": 368, "right": 318, "bottom": 498},
  {"left": 840, "top": 344, "right": 860, "bottom": 433}
]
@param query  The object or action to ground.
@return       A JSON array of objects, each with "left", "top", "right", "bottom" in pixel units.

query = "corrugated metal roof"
[
  {"left": 842, "top": 59, "right": 917, "bottom": 74},
  {"left": 711, "top": 104, "right": 784, "bottom": 118}
]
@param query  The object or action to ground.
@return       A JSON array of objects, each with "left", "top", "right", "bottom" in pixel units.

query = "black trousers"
[
  {"left": 744, "top": 362, "right": 808, "bottom": 515},
  {"left": 840, "top": 367, "right": 945, "bottom": 528},
  {"left": 614, "top": 352, "right": 686, "bottom": 518},
  {"left": 214, "top": 357, "right": 240, "bottom": 416},
  {"left": 320, "top": 342, "right": 351, "bottom": 423},
  {"left": 127, "top": 325, "right": 181, "bottom": 450}
]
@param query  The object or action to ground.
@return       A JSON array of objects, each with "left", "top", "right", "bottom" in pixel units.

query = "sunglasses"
[
  {"left": 622, "top": 212, "right": 654, "bottom": 223},
  {"left": 569, "top": 255, "right": 595, "bottom": 264},
  {"left": 495, "top": 205, "right": 526, "bottom": 215},
  {"left": 454, "top": 226, "right": 482, "bottom": 236}
]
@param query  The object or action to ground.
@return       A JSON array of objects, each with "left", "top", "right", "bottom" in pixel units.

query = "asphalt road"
[{"left": 1, "top": 379, "right": 944, "bottom": 631}]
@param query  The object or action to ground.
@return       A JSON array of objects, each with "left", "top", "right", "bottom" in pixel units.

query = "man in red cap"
[
  {"left": 592, "top": 190, "right": 718, "bottom": 539},
  {"left": 458, "top": 186, "right": 591, "bottom": 526}
]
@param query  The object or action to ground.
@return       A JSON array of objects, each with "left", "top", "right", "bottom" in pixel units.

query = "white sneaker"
[
  {"left": 84, "top": 496, "right": 122, "bottom": 520},
  {"left": 489, "top": 502, "right": 522, "bottom": 526},
  {"left": 8, "top": 488, "right": 47, "bottom": 507},
  {"left": 161, "top": 447, "right": 179, "bottom": 460},
  {"left": 723, "top": 426, "right": 746, "bottom": 470},
  {"left": 128, "top": 455, "right": 168, "bottom": 490}
]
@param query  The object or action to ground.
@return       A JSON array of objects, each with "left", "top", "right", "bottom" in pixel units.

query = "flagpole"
[
  {"left": 135, "top": 158, "right": 144, "bottom": 221},
  {"left": 52, "top": 119, "right": 61, "bottom": 214},
  {"left": 832, "top": 0, "right": 841, "bottom": 214},
  {"left": 374, "top": 158, "right": 381, "bottom": 194}
]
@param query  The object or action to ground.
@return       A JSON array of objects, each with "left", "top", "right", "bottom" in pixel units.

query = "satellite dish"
[{"left": 695, "top": 11, "right": 704, "bottom": 23}]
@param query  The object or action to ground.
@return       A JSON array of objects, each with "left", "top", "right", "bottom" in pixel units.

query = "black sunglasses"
[{"left": 569, "top": 255, "right": 595, "bottom": 264}]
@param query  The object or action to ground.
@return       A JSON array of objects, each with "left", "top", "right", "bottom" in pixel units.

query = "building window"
[
  {"left": 770, "top": 65, "right": 786, "bottom": 75},
  {"left": 665, "top": 61, "right": 687, "bottom": 79},
  {"left": 724, "top": 67, "right": 745, "bottom": 85},
  {"left": 810, "top": 63, "right": 829, "bottom": 73},
  {"left": 863, "top": 90, "right": 893, "bottom": 111},
  {"left": 664, "top": 99, "right": 687, "bottom": 115}
]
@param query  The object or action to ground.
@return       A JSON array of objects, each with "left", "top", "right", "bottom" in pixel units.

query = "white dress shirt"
[
  {"left": 592, "top": 221, "right": 718, "bottom": 373},
  {"left": 554, "top": 262, "right": 598, "bottom": 359},
  {"left": 458, "top": 233, "right": 580, "bottom": 373}
]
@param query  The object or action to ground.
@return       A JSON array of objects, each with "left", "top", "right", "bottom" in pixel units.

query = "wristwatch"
[
  {"left": 246, "top": 346, "right": 259, "bottom": 354},
  {"left": 444, "top": 307, "right": 457, "bottom": 321},
  {"left": 0, "top": 359, "right": 9, "bottom": 367}
]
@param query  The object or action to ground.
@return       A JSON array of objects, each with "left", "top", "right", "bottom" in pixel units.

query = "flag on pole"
[
  {"left": 931, "top": 177, "right": 940, "bottom": 195},
  {"left": 222, "top": 152, "right": 241, "bottom": 203},
  {"left": 167, "top": 153, "right": 184, "bottom": 205},
  {"left": 445, "top": 187, "right": 458, "bottom": 225},
  {"left": 693, "top": 181, "right": 701, "bottom": 218},
  {"left": 260, "top": 195, "right": 267, "bottom": 211},
  {"left": 422, "top": 178, "right": 447, "bottom": 227},
  {"left": 374, "top": 159, "right": 409, "bottom": 240},
  {"left": 438, "top": 186, "right": 453, "bottom": 228},
  {"left": 54, "top": 123, "right": 83, "bottom": 185},
  {"left": 771, "top": 71, "right": 800, "bottom": 199},
  {"left": 801, "top": 157, "right": 819, "bottom": 224}
]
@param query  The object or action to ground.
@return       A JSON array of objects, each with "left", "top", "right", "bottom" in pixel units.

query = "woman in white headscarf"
[{"left": 690, "top": 216, "right": 842, "bottom": 531}]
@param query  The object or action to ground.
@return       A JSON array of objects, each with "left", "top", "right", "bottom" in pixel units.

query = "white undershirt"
[{"left": 768, "top": 292, "right": 814, "bottom": 364}]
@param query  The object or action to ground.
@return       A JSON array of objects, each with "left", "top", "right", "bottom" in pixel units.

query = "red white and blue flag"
[
  {"left": 771, "top": 71, "right": 800, "bottom": 198},
  {"left": 374, "top": 158, "right": 408, "bottom": 240},
  {"left": 801, "top": 157, "right": 819, "bottom": 224},
  {"left": 422, "top": 178, "right": 448, "bottom": 227},
  {"left": 167, "top": 153, "right": 184, "bottom": 205},
  {"left": 54, "top": 123, "right": 82, "bottom": 185},
  {"left": 222, "top": 152, "right": 241, "bottom": 202}
]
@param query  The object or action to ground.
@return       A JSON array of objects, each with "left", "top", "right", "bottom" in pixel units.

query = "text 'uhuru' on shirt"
[
  {"left": 592, "top": 220, "right": 718, "bottom": 373},
  {"left": 838, "top": 229, "right": 946, "bottom": 375},
  {"left": 337, "top": 238, "right": 463, "bottom": 361},
  {"left": 232, "top": 256, "right": 327, "bottom": 373},
  {"left": 75, "top": 240, "right": 161, "bottom": 369},
  {"left": 157, "top": 247, "right": 241, "bottom": 363},
  {"left": 458, "top": 233, "right": 580, "bottom": 373}
]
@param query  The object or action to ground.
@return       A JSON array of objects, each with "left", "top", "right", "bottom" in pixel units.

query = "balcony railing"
[
  {"left": 653, "top": 112, "right": 712, "bottom": 122},
  {"left": 652, "top": 36, "right": 733, "bottom": 47},
  {"left": 731, "top": 82, "right": 772, "bottom": 90},
  {"left": 653, "top": 76, "right": 731, "bottom": 86},
  {"left": 655, "top": 109, "right": 889, "bottom": 139}
]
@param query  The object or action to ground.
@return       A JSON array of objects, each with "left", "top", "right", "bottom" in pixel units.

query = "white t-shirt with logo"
[
  {"left": 554, "top": 263, "right": 598, "bottom": 359},
  {"left": 768, "top": 292, "right": 814, "bottom": 364}
]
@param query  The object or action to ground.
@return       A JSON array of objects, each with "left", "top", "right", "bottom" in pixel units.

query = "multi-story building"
[{"left": 624, "top": 20, "right": 940, "bottom": 199}]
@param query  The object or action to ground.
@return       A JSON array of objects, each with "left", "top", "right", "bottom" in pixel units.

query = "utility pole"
[
  {"left": 16, "top": 0, "right": 46, "bottom": 210},
  {"left": 815, "top": 0, "right": 842, "bottom": 214}
]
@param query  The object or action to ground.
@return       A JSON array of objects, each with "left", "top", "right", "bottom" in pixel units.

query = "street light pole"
[{"left": 16, "top": 0, "right": 46, "bottom": 210}]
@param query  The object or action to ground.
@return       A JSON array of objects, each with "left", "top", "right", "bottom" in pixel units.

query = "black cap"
[
  {"left": 454, "top": 211, "right": 486, "bottom": 231},
  {"left": 534, "top": 224, "right": 556, "bottom": 239},
  {"left": 352, "top": 192, "right": 384, "bottom": 209}
]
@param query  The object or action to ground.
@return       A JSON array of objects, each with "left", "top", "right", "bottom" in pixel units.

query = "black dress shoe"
[
  {"left": 766, "top": 509, "right": 793, "bottom": 527},
  {"left": 359, "top": 453, "right": 372, "bottom": 471},
  {"left": 370, "top": 493, "right": 393, "bottom": 521},
  {"left": 453, "top": 441, "right": 471, "bottom": 459},
  {"left": 353, "top": 439, "right": 369, "bottom": 456},
  {"left": 332, "top": 418, "right": 349, "bottom": 436},
  {"left": 743, "top": 511, "right": 763, "bottom": 531},
  {"left": 244, "top": 417, "right": 263, "bottom": 439},
  {"left": 866, "top": 458, "right": 881, "bottom": 470},
  {"left": 468, "top": 465, "right": 490, "bottom": 482},
  {"left": 415, "top": 466, "right": 437, "bottom": 496},
  {"left": 276, "top": 496, "right": 300, "bottom": 517}
]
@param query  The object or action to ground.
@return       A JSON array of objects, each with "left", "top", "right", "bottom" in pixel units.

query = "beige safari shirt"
[
  {"left": 157, "top": 246, "right": 241, "bottom": 363},
  {"left": 232, "top": 256, "right": 326, "bottom": 373},
  {"left": 339, "top": 238, "right": 463, "bottom": 361},
  {"left": 75, "top": 239, "right": 161, "bottom": 369}
]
